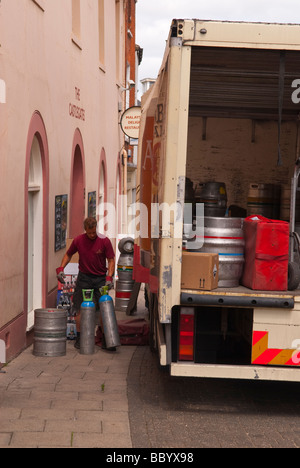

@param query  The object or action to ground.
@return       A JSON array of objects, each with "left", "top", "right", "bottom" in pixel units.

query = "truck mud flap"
[{"left": 180, "top": 292, "right": 294, "bottom": 309}]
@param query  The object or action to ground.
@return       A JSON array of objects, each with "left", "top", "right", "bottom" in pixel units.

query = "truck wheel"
[{"left": 288, "top": 262, "right": 300, "bottom": 291}]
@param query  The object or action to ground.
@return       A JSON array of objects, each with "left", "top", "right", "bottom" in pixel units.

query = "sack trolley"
[{"left": 288, "top": 158, "right": 300, "bottom": 290}]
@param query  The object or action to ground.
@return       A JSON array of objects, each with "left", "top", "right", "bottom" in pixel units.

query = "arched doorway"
[
  {"left": 25, "top": 112, "right": 49, "bottom": 330},
  {"left": 70, "top": 129, "right": 85, "bottom": 238},
  {"left": 27, "top": 136, "right": 43, "bottom": 327}
]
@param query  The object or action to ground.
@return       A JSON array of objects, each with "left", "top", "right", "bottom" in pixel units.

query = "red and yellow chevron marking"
[{"left": 252, "top": 331, "right": 300, "bottom": 366}]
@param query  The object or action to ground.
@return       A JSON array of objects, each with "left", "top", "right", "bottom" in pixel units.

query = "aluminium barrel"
[
  {"left": 195, "top": 182, "right": 227, "bottom": 217},
  {"left": 116, "top": 237, "right": 135, "bottom": 311},
  {"left": 117, "top": 253, "right": 134, "bottom": 281},
  {"left": 115, "top": 280, "right": 135, "bottom": 312},
  {"left": 118, "top": 237, "right": 134, "bottom": 254},
  {"left": 247, "top": 183, "right": 280, "bottom": 219},
  {"left": 198, "top": 217, "right": 245, "bottom": 288},
  {"left": 33, "top": 309, "right": 67, "bottom": 357}
]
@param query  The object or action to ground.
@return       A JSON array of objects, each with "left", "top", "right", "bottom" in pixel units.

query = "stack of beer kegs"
[
  {"left": 115, "top": 237, "right": 134, "bottom": 312},
  {"left": 190, "top": 181, "right": 245, "bottom": 288}
]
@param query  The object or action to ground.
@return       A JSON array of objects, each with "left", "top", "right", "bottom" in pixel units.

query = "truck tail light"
[{"left": 179, "top": 308, "right": 195, "bottom": 361}]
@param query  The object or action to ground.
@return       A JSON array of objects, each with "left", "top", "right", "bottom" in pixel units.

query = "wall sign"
[{"left": 69, "top": 86, "right": 86, "bottom": 121}]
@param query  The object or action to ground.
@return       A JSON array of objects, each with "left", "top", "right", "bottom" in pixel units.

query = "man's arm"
[
  {"left": 56, "top": 253, "right": 73, "bottom": 283},
  {"left": 60, "top": 253, "right": 73, "bottom": 269},
  {"left": 107, "top": 257, "right": 115, "bottom": 277},
  {"left": 105, "top": 257, "right": 115, "bottom": 289}
]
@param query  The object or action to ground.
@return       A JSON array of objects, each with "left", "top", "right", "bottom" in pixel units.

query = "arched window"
[{"left": 70, "top": 129, "right": 85, "bottom": 238}]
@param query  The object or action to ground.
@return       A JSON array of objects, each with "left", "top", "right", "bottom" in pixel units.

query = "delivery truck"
[{"left": 133, "top": 19, "right": 300, "bottom": 381}]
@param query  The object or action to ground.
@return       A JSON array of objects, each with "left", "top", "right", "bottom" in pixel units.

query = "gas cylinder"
[
  {"left": 99, "top": 286, "right": 121, "bottom": 349},
  {"left": 80, "top": 289, "right": 96, "bottom": 355}
]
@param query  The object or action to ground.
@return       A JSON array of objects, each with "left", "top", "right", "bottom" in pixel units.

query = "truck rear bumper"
[
  {"left": 171, "top": 362, "right": 300, "bottom": 382},
  {"left": 181, "top": 290, "right": 294, "bottom": 309}
]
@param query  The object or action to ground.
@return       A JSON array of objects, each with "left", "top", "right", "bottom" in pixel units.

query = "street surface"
[{"left": 128, "top": 346, "right": 300, "bottom": 448}]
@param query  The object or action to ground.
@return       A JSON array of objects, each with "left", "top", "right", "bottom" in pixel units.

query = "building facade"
[
  {"left": 0, "top": 0, "right": 137, "bottom": 360},
  {"left": 122, "top": 0, "right": 142, "bottom": 234}
]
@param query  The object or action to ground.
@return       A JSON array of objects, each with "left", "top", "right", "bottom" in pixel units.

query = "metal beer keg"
[
  {"left": 198, "top": 217, "right": 245, "bottom": 287},
  {"left": 33, "top": 309, "right": 67, "bottom": 357}
]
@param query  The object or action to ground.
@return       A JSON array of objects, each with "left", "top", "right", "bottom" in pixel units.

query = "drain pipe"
[{"left": 122, "top": 148, "right": 128, "bottom": 234}]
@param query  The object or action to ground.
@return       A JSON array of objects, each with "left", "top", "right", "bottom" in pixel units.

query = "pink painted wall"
[{"left": 0, "top": 0, "right": 126, "bottom": 359}]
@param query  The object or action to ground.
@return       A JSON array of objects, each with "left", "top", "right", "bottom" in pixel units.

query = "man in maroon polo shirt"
[{"left": 56, "top": 217, "right": 115, "bottom": 349}]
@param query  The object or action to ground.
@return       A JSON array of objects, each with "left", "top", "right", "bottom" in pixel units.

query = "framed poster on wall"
[
  {"left": 55, "top": 194, "right": 68, "bottom": 251},
  {"left": 88, "top": 191, "right": 96, "bottom": 218}
]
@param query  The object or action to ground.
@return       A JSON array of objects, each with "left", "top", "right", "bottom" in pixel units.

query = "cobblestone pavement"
[{"left": 128, "top": 346, "right": 300, "bottom": 448}]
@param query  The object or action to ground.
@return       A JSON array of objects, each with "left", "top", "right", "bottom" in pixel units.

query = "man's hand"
[
  {"left": 105, "top": 275, "right": 114, "bottom": 290},
  {"left": 56, "top": 267, "right": 66, "bottom": 284}
]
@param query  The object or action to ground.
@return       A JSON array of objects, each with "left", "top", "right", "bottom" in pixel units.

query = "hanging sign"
[{"left": 120, "top": 106, "right": 141, "bottom": 139}]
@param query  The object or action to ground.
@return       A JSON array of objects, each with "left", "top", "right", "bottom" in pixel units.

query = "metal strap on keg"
[{"left": 277, "top": 51, "right": 285, "bottom": 167}]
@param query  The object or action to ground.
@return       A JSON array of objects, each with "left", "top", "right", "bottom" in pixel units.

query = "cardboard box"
[{"left": 181, "top": 252, "right": 219, "bottom": 291}]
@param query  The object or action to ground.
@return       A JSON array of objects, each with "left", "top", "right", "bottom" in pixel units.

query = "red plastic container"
[{"left": 242, "top": 215, "right": 289, "bottom": 291}]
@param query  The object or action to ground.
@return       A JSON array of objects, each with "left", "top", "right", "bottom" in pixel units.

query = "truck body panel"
[
  {"left": 180, "top": 19, "right": 300, "bottom": 50},
  {"left": 134, "top": 19, "right": 300, "bottom": 381}
]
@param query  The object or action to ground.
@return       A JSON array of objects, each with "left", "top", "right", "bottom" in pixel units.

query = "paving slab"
[{"left": 0, "top": 341, "right": 136, "bottom": 448}]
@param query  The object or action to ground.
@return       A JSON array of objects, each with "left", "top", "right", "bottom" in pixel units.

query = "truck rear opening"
[
  {"left": 174, "top": 306, "right": 253, "bottom": 366},
  {"left": 134, "top": 19, "right": 300, "bottom": 382}
]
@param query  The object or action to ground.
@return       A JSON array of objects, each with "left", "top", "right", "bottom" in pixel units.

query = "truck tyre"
[{"left": 288, "top": 262, "right": 300, "bottom": 290}]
